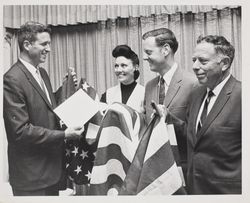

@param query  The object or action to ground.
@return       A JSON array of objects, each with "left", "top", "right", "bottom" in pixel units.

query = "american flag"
[
  {"left": 89, "top": 103, "right": 184, "bottom": 195},
  {"left": 56, "top": 71, "right": 101, "bottom": 185},
  {"left": 120, "top": 114, "right": 184, "bottom": 195},
  {"left": 89, "top": 103, "right": 146, "bottom": 195}
]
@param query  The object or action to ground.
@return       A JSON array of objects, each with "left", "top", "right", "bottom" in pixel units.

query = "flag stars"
[
  {"left": 80, "top": 150, "right": 88, "bottom": 160},
  {"left": 71, "top": 147, "right": 78, "bottom": 156},
  {"left": 74, "top": 165, "right": 82, "bottom": 175},
  {"left": 82, "top": 82, "right": 89, "bottom": 91},
  {"left": 85, "top": 171, "right": 91, "bottom": 181}
]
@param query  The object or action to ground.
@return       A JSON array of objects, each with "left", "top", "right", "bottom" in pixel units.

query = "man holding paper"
[{"left": 3, "top": 21, "right": 84, "bottom": 196}]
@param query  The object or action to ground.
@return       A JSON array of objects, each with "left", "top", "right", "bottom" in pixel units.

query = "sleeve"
[{"left": 3, "top": 74, "right": 65, "bottom": 148}]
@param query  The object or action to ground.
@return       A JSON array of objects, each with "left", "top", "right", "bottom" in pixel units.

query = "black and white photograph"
[{"left": 0, "top": 0, "right": 249, "bottom": 202}]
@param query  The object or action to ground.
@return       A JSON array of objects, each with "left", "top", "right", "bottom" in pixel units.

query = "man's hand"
[
  {"left": 64, "top": 126, "right": 85, "bottom": 140},
  {"left": 68, "top": 67, "right": 78, "bottom": 87},
  {"left": 151, "top": 101, "right": 168, "bottom": 120}
]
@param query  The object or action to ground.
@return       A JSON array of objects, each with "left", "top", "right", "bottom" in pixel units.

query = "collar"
[
  {"left": 19, "top": 58, "right": 38, "bottom": 75},
  {"left": 207, "top": 73, "right": 231, "bottom": 96},
  {"left": 159, "top": 62, "right": 178, "bottom": 86}
]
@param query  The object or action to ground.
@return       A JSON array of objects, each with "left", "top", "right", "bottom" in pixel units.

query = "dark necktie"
[
  {"left": 159, "top": 77, "right": 165, "bottom": 105},
  {"left": 197, "top": 90, "right": 214, "bottom": 131}
]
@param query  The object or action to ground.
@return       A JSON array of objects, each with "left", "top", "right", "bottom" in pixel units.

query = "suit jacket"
[
  {"left": 186, "top": 75, "right": 241, "bottom": 194},
  {"left": 3, "top": 60, "right": 65, "bottom": 191},
  {"left": 144, "top": 67, "right": 197, "bottom": 181}
]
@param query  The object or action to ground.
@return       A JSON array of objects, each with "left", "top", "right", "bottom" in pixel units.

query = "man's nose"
[
  {"left": 192, "top": 59, "right": 200, "bottom": 71},
  {"left": 45, "top": 44, "right": 51, "bottom": 52}
]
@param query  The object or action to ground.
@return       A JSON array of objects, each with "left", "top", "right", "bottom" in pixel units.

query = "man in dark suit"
[
  {"left": 3, "top": 21, "right": 85, "bottom": 196},
  {"left": 142, "top": 28, "right": 197, "bottom": 186},
  {"left": 187, "top": 35, "right": 241, "bottom": 194}
]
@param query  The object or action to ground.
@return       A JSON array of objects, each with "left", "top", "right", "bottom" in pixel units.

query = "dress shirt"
[
  {"left": 19, "top": 58, "right": 51, "bottom": 104},
  {"left": 158, "top": 62, "right": 178, "bottom": 95}
]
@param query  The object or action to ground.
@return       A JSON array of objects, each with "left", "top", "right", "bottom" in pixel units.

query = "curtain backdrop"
[
  {"left": 5, "top": 6, "right": 241, "bottom": 96},
  {"left": 2, "top": 6, "right": 241, "bottom": 188},
  {"left": 4, "top": 5, "right": 239, "bottom": 29}
]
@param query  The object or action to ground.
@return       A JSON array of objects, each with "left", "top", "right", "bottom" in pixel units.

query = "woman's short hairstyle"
[{"left": 112, "top": 45, "right": 140, "bottom": 80}]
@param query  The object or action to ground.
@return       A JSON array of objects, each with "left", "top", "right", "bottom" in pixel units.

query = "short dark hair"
[
  {"left": 18, "top": 21, "right": 51, "bottom": 52},
  {"left": 197, "top": 35, "right": 235, "bottom": 67},
  {"left": 112, "top": 45, "right": 139, "bottom": 66},
  {"left": 142, "top": 28, "right": 178, "bottom": 54},
  {"left": 112, "top": 45, "right": 140, "bottom": 80}
]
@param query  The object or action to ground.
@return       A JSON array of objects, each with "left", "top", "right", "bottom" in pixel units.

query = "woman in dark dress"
[{"left": 100, "top": 45, "right": 145, "bottom": 113}]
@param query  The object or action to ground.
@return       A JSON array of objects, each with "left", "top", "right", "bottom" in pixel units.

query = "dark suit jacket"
[
  {"left": 3, "top": 60, "right": 65, "bottom": 191},
  {"left": 144, "top": 67, "right": 197, "bottom": 181},
  {"left": 186, "top": 75, "right": 241, "bottom": 194}
]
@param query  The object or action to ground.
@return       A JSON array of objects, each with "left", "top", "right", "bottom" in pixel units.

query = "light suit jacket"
[{"left": 144, "top": 67, "right": 197, "bottom": 181}]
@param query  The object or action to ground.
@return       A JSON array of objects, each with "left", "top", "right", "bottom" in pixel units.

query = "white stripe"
[
  {"left": 107, "top": 103, "right": 140, "bottom": 142},
  {"left": 144, "top": 117, "right": 169, "bottom": 162},
  {"left": 98, "top": 126, "right": 138, "bottom": 162},
  {"left": 90, "top": 159, "right": 126, "bottom": 184},
  {"left": 138, "top": 163, "right": 182, "bottom": 195}
]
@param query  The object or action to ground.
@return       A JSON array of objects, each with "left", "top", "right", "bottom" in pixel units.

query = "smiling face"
[
  {"left": 114, "top": 56, "right": 136, "bottom": 85},
  {"left": 27, "top": 32, "right": 51, "bottom": 67},
  {"left": 142, "top": 37, "right": 167, "bottom": 75},
  {"left": 192, "top": 42, "right": 225, "bottom": 89}
]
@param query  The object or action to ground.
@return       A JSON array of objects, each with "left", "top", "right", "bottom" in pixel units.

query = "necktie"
[
  {"left": 197, "top": 90, "right": 214, "bottom": 131},
  {"left": 36, "top": 68, "right": 51, "bottom": 104},
  {"left": 159, "top": 77, "right": 165, "bottom": 104}
]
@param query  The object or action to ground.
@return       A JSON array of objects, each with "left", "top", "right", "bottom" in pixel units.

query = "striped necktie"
[
  {"left": 197, "top": 90, "right": 214, "bottom": 131},
  {"left": 159, "top": 77, "right": 165, "bottom": 105},
  {"left": 36, "top": 68, "right": 51, "bottom": 104}
]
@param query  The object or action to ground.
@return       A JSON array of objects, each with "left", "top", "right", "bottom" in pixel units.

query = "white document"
[{"left": 54, "top": 89, "right": 99, "bottom": 128}]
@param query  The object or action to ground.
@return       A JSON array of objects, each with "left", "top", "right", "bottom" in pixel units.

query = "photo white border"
[{"left": 0, "top": 0, "right": 249, "bottom": 203}]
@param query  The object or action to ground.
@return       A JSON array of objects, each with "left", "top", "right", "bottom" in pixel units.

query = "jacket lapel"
[
  {"left": 164, "top": 67, "right": 182, "bottom": 108},
  {"left": 195, "top": 76, "right": 235, "bottom": 145},
  {"left": 191, "top": 86, "right": 207, "bottom": 145},
  {"left": 17, "top": 60, "right": 54, "bottom": 111},
  {"left": 40, "top": 69, "right": 57, "bottom": 108}
]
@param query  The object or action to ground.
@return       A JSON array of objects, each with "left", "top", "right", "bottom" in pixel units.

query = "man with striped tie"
[
  {"left": 187, "top": 35, "right": 241, "bottom": 194},
  {"left": 3, "top": 21, "right": 84, "bottom": 196},
  {"left": 142, "top": 28, "right": 197, "bottom": 188}
]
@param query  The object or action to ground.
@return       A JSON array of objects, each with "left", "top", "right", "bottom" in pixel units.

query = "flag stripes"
[
  {"left": 89, "top": 103, "right": 142, "bottom": 195},
  {"left": 92, "top": 144, "right": 131, "bottom": 171},
  {"left": 119, "top": 116, "right": 184, "bottom": 195},
  {"left": 138, "top": 163, "right": 182, "bottom": 195},
  {"left": 97, "top": 127, "right": 138, "bottom": 162}
]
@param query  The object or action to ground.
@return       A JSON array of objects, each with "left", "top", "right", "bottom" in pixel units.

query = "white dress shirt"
[
  {"left": 158, "top": 62, "right": 178, "bottom": 95},
  {"left": 19, "top": 58, "right": 51, "bottom": 104}
]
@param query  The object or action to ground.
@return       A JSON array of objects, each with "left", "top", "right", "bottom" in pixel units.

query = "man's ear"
[
  {"left": 220, "top": 56, "right": 230, "bottom": 72},
  {"left": 162, "top": 43, "right": 171, "bottom": 56},
  {"left": 23, "top": 40, "right": 31, "bottom": 51}
]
